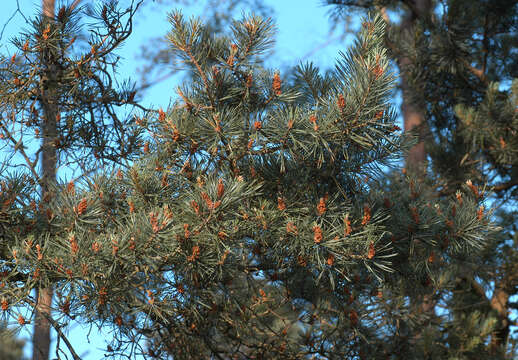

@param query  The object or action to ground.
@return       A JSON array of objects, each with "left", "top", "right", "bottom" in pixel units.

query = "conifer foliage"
[
  {"left": 1, "top": 6, "right": 494, "bottom": 360},
  {"left": 327, "top": 0, "right": 518, "bottom": 358}
]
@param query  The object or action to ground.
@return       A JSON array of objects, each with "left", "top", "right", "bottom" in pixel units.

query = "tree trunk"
[
  {"left": 398, "top": 0, "right": 431, "bottom": 172},
  {"left": 33, "top": 288, "right": 53, "bottom": 360},
  {"left": 32, "top": 2, "right": 58, "bottom": 359},
  {"left": 33, "top": 83, "right": 58, "bottom": 359},
  {"left": 489, "top": 287, "right": 510, "bottom": 353},
  {"left": 42, "top": 0, "right": 55, "bottom": 18},
  {"left": 395, "top": 0, "right": 436, "bottom": 345},
  {"left": 401, "top": 67, "right": 426, "bottom": 171}
]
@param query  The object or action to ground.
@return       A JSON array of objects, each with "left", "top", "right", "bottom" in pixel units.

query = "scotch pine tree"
[
  {"left": 1, "top": 9, "right": 496, "bottom": 359},
  {"left": 327, "top": 0, "right": 518, "bottom": 358},
  {"left": 0, "top": 2, "right": 144, "bottom": 359}
]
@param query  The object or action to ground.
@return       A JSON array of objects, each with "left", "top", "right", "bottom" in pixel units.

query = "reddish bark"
[
  {"left": 33, "top": 1, "right": 59, "bottom": 358},
  {"left": 32, "top": 288, "right": 53, "bottom": 360},
  {"left": 399, "top": 0, "right": 431, "bottom": 172}
]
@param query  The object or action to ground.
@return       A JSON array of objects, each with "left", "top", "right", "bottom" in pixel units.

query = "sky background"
[{"left": 0, "top": 1, "right": 363, "bottom": 359}]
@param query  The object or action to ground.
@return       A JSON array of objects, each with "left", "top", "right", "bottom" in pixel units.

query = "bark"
[
  {"left": 32, "top": 288, "right": 53, "bottom": 360},
  {"left": 392, "top": 0, "right": 437, "bottom": 346},
  {"left": 489, "top": 288, "right": 510, "bottom": 353},
  {"left": 401, "top": 71, "right": 426, "bottom": 170},
  {"left": 42, "top": 0, "right": 55, "bottom": 18},
  {"left": 398, "top": 0, "right": 431, "bottom": 173},
  {"left": 459, "top": 275, "right": 511, "bottom": 355},
  {"left": 33, "top": 82, "right": 57, "bottom": 359},
  {"left": 32, "top": 2, "right": 59, "bottom": 359}
]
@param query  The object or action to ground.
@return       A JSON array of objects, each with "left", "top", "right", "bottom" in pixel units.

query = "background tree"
[
  {"left": 0, "top": 322, "right": 25, "bottom": 360},
  {"left": 0, "top": 1, "right": 144, "bottom": 359},
  {"left": 1, "top": 9, "right": 494, "bottom": 359},
  {"left": 326, "top": 0, "right": 518, "bottom": 358}
]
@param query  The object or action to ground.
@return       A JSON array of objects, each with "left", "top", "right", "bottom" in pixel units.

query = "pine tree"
[
  {"left": 327, "top": 0, "right": 518, "bottom": 358},
  {"left": 1, "top": 8, "right": 495, "bottom": 359},
  {"left": 0, "top": 2, "right": 143, "bottom": 359}
]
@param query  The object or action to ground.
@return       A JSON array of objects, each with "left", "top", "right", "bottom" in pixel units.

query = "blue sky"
[{"left": 0, "top": 1, "right": 358, "bottom": 358}]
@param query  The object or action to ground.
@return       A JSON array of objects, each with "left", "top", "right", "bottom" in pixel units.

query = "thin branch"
[
  {"left": 69, "top": 0, "right": 82, "bottom": 11},
  {"left": 0, "top": 121, "right": 41, "bottom": 183},
  {"left": 493, "top": 179, "right": 518, "bottom": 192},
  {"left": 41, "top": 312, "right": 82, "bottom": 360},
  {"left": 184, "top": 46, "right": 216, "bottom": 109},
  {"left": 301, "top": 34, "right": 344, "bottom": 61},
  {"left": 463, "top": 59, "right": 488, "bottom": 85},
  {"left": 0, "top": 0, "right": 29, "bottom": 41},
  {"left": 482, "top": 12, "right": 489, "bottom": 78}
]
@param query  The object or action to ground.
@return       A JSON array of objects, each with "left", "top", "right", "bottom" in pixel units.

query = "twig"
[
  {"left": 41, "top": 312, "right": 82, "bottom": 360},
  {"left": 0, "top": 0, "right": 29, "bottom": 42}
]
